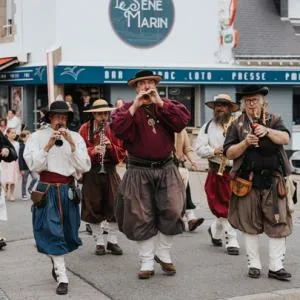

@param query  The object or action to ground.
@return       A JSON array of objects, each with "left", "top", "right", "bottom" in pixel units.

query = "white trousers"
[
  {"left": 137, "top": 232, "right": 174, "bottom": 271},
  {"left": 211, "top": 218, "right": 239, "bottom": 248},
  {"left": 51, "top": 255, "right": 68, "bottom": 284},
  {"left": 185, "top": 209, "right": 196, "bottom": 222},
  {"left": 244, "top": 233, "right": 286, "bottom": 271},
  {"left": 90, "top": 221, "right": 119, "bottom": 245}
]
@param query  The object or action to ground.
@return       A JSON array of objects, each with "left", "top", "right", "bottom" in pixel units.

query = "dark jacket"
[
  {"left": 0, "top": 131, "right": 18, "bottom": 162},
  {"left": 18, "top": 142, "right": 28, "bottom": 171}
]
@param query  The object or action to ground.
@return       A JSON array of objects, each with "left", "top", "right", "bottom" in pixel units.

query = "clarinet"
[{"left": 98, "top": 121, "right": 107, "bottom": 175}]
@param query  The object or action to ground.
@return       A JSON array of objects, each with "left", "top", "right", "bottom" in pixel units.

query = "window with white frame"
[{"left": 0, "top": 0, "right": 15, "bottom": 39}]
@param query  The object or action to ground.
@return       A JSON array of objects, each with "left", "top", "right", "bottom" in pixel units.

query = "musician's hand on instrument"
[
  {"left": 44, "top": 131, "right": 59, "bottom": 152},
  {"left": 245, "top": 133, "right": 259, "bottom": 146},
  {"left": 149, "top": 89, "right": 164, "bottom": 107},
  {"left": 94, "top": 145, "right": 106, "bottom": 156},
  {"left": 103, "top": 137, "right": 112, "bottom": 149},
  {"left": 0, "top": 147, "right": 9, "bottom": 157},
  {"left": 214, "top": 147, "right": 223, "bottom": 156},
  {"left": 253, "top": 124, "right": 268, "bottom": 138}
]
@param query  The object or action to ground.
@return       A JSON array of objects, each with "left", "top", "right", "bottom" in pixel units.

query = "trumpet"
[{"left": 98, "top": 121, "right": 107, "bottom": 175}]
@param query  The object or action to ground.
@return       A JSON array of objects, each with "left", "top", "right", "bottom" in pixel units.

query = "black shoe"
[
  {"left": 208, "top": 227, "right": 222, "bottom": 247},
  {"left": 0, "top": 238, "right": 6, "bottom": 250},
  {"left": 106, "top": 242, "right": 123, "bottom": 255},
  {"left": 86, "top": 224, "right": 93, "bottom": 235},
  {"left": 51, "top": 258, "right": 58, "bottom": 282},
  {"left": 248, "top": 268, "right": 261, "bottom": 279},
  {"left": 56, "top": 282, "right": 68, "bottom": 295},
  {"left": 268, "top": 268, "right": 292, "bottom": 281},
  {"left": 227, "top": 247, "right": 239, "bottom": 256}
]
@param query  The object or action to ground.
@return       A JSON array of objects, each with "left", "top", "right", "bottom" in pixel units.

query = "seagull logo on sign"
[{"left": 110, "top": 0, "right": 175, "bottom": 48}]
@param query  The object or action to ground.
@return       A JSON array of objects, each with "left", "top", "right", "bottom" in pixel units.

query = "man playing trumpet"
[
  {"left": 111, "top": 70, "right": 190, "bottom": 279},
  {"left": 224, "top": 85, "right": 292, "bottom": 281},
  {"left": 79, "top": 99, "right": 126, "bottom": 256},
  {"left": 195, "top": 94, "right": 240, "bottom": 256}
]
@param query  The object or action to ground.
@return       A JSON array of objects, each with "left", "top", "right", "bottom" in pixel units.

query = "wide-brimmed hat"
[
  {"left": 205, "top": 94, "right": 240, "bottom": 112},
  {"left": 84, "top": 99, "right": 116, "bottom": 113},
  {"left": 128, "top": 70, "right": 162, "bottom": 87},
  {"left": 41, "top": 101, "right": 73, "bottom": 122},
  {"left": 236, "top": 85, "right": 269, "bottom": 101}
]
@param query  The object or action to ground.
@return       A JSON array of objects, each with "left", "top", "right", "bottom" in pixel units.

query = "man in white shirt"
[
  {"left": 24, "top": 101, "right": 91, "bottom": 295},
  {"left": 195, "top": 94, "right": 240, "bottom": 256},
  {"left": 7, "top": 110, "right": 22, "bottom": 135}
]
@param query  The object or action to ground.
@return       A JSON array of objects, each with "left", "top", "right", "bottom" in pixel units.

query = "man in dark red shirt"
[
  {"left": 79, "top": 99, "right": 126, "bottom": 257},
  {"left": 111, "top": 70, "right": 191, "bottom": 279}
]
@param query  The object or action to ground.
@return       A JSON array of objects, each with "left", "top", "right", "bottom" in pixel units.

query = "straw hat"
[
  {"left": 128, "top": 70, "right": 162, "bottom": 87},
  {"left": 205, "top": 94, "right": 240, "bottom": 112},
  {"left": 84, "top": 99, "right": 116, "bottom": 113}
]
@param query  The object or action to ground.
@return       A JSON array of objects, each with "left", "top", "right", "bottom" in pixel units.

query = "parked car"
[{"left": 289, "top": 151, "right": 300, "bottom": 174}]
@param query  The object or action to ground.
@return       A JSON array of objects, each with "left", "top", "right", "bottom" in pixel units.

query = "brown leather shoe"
[
  {"left": 138, "top": 270, "right": 155, "bottom": 279},
  {"left": 107, "top": 242, "right": 123, "bottom": 255},
  {"left": 188, "top": 218, "right": 205, "bottom": 231},
  {"left": 154, "top": 255, "right": 176, "bottom": 275},
  {"left": 95, "top": 245, "right": 106, "bottom": 255}
]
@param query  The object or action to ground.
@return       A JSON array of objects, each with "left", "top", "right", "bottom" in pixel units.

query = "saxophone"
[{"left": 217, "top": 116, "right": 234, "bottom": 176}]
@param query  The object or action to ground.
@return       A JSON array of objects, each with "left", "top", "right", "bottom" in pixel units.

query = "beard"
[{"left": 213, "top": 111, "right": 231, "bottom": 125}]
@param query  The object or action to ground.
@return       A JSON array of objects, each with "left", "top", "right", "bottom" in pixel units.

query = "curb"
[{"left": 221, "top": 288, "right": 300, "bottom": 300}]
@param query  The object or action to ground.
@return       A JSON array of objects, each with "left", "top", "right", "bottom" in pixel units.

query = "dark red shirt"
[
  {"left": 79, "top": 121, "right": 126, "bottom": 165},
  {"left": 111, "top": 98, "right": 191, "bottom": 160}
]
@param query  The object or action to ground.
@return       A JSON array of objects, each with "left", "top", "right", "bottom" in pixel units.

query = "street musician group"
[{"left": 18, "top": 69, "right": 294, "bottom": 295}]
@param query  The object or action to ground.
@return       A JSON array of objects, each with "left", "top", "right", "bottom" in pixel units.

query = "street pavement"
[{"left": 1, "top": 166, "right": 300, "bottom": 300}]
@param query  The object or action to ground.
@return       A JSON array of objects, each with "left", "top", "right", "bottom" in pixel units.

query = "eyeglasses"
[{"left": 244, "top": 98, "right": 259, "bottom": 104}]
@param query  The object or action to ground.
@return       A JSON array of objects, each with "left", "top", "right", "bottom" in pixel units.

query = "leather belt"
[{"left": 128, "top": 155, "right": 173, "bottom": 169}]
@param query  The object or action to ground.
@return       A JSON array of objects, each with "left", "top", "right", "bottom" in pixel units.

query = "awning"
[{"left": 0, "top": 57, "right": 18, "bottom": 71}]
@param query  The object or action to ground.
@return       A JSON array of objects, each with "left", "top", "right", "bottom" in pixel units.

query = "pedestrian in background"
[
  {"left": 18, "top": 130, "right": 38, "bottom": 201},
  {"left": 174, "top": 128, "right": 205, "bottom": 231},
  {"left": 1, "top": 128, "right": 20, "bottom": 201}
]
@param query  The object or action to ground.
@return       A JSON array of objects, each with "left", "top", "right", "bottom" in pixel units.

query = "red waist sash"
[{"left": 40, "top": 171, "right": 73, "bottom": 184}]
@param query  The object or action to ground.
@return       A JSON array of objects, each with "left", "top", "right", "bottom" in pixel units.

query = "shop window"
[
  {"left": 160, "top": 86, "right": 195, "bottom": 126},
  {"left": 293, "top": 88, "right": 300, "bottom": 125},
  {"left": 0, "top": 86, "right": 9, "bottom": 118}
]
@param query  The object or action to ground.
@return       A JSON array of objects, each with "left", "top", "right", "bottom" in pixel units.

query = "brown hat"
[
  {"left": 128, "top": 70, "right": 162, "bottom": 87},
  {"left": 205, "top": 94, "right": 240, "bottom": 112},
  {"left": 84, "top": 99, "right": 116, "bottom": 113}
]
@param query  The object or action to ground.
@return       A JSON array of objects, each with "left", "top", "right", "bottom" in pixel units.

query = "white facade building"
[{"left": 0, "top": 0, "right": 299, "bottom": 150}]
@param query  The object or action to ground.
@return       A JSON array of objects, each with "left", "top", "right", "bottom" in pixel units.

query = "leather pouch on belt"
[
  {"left": 31, "top": 185, "right": 50, "bottom": 207},
  {"left": 277, "top": 176, "right": 287, "bottom": 199},
  {"left": 231, "top": 177, "right": 252, "bottom": 197}
]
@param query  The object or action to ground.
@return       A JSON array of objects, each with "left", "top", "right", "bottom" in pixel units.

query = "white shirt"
[
  {"left": 195, "top": 120, "right": 232, "bottom": 166},
  {"left": 23, "top": 127, "right": 91, "bottom": 179},
  {"left": 7, "top": 116, "right": 22, "bottom": 135}
]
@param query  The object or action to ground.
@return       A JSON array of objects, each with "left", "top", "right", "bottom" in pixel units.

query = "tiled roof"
[{"left": 233, "top": 0, "right": 300, "bottom": 57}]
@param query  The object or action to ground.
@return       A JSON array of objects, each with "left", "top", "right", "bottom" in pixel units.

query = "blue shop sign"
[
  {"left": 109, "top": 0, "right": 175, "bottom": 48},
  {"left": 1, "top": 66, "right": 300, "bottom": 85}
]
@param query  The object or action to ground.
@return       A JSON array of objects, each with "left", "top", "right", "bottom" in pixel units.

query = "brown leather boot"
[
  {"left": 138, "top": 270, "right": 155, "bottom": 279},
  {"left": 95, "top": 245, "right": 106, "bottom": 255},
  {"left": 154, "top": 255, "right": 176, "bottom": 275}
]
